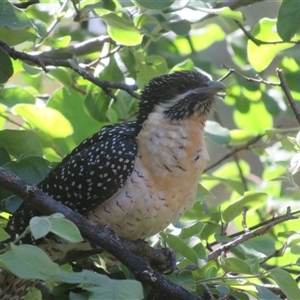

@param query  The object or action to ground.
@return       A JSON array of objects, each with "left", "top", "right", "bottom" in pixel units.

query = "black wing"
[{"left": 6, "top": 121, "right": 140, "bottom": 239}]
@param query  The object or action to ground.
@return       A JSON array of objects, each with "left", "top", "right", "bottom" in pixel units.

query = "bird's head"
[{"left": 137, "top": 71, "right": 226, "bottom": 124}]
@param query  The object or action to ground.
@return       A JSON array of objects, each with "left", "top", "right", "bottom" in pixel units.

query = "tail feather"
[{"left": 0, "top": 269, "right": 36, "bottom": 300}]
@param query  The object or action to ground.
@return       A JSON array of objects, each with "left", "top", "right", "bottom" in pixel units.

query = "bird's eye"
[{"left": 177, "top": 83, "right": 188, "bottom": 93}]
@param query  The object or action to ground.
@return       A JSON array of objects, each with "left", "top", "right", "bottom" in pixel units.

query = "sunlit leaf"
[
  {"left": 13, "top": 104, "right": 73, "bottom": 138},
  {"left": 234, "top": 101, "right": 273, "bottom": 133},
  {"left": 102, "top": 13, "right": 142, "bottom": 46},
  {"left": 229, "top": 129, "right": 255, "bottom": 146},
  {"left": 248, "top": 18, "right": 294, "bottom": 71}
]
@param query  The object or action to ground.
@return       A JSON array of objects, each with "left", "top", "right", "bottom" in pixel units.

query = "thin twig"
[
  {"left": 34, "top": 2, "right": 68, "bottom": 49},
  {"left": 235, "top": 20, "right": 300, "bottom": 46},
  {"left": 207, "top": 207, "right": 299, "bottom": 261},
  {"left": 205, "top": 134, "right": 265, "bottom": 172},
  {"left": 221, "top": 66, "right": 281, "bottom": 86},
  {"left": 0, "top": 40, "right": 139, "bottom": 100},
  {"left": 277, "top": 68, "right": 300, "bottom": 125},
  {"left": 35, "top": 36, "right": 111, "bottom": 60}
]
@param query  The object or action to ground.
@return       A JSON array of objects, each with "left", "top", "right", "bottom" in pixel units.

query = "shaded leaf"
[
  {"left": 0, "top": 228, "right": 10, "bottom": 242},
  {"left": 161, "top": 233, "right": 198, "bottom": 265},
  {"left": 0, "top": 244, "right": 60, "bottom": 280},
  {"left": 270, "top": 269, "right": 300, "bottom": 300},
  {"left": 0, "top": 0, "right": 38, "bottom": 45},
  {"left": 0, "top": 130, "right": 42, "bottom": 158},
  {"left": 30, "top": 217, "right": 51, "bottom": 240},
  {"left": 133, "top": 0, "right": 175, "bottom": 10},
  {"left": 0, "top": 47, "right": 13, "bottom": 84},
  {"left": 254, "top": 284, "right": 282, "bottom": 300},
  {"left": 49, "top": 217, "right": 83, "bottom": 243},
  {"left": 205, "top": 121, "right": 231, "bottom": 145},
  {"left": 277, "top": 0, "right": 300, "bottom": 41},
  {"left": 222, "top": 192, "right": 267, "bottom": 223}
]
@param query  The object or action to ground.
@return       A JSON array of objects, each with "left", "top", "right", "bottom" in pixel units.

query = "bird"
[{"left": 0, "top": 70, "right": 225, "bottom": 299}]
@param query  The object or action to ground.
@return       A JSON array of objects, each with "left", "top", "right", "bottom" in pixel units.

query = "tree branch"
[
  {"left": 0, "top": 167, "right": 201, "bottom": 300},
  {"left": 277, "top": 68, "right": 300, "bottom": 125},
  {"left": 207, "top": 207, "right": 298, "bottom": 261},
  {"left": 0, "top": 40, "right": 140, "bottom": 100},
  {"left": 234, "top": 20, "right": 300, "bottom": 46},
  {"left": 35, "top": 36, "right": 111, "bottom": 60},
  {"left": 205, "top": 134, "right": 265, "bottom": 172}
]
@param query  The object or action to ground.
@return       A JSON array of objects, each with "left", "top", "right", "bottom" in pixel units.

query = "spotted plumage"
[{"left": 1, "top": 71, "right": 225, "bottom": 299}]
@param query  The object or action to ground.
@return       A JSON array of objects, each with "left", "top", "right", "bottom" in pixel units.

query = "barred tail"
[{"left": 0, "top": 269, "right": 35, "bottom": 300}]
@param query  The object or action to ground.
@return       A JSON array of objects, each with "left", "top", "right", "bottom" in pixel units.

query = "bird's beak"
[{"left": 203, "top": 80, "right": 226, "bottom": 94}]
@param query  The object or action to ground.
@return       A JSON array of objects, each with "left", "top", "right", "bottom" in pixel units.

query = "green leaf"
[
  {"left": 84, "top": 91, "right": 112, "bottom": 123},
  {"left": 205, "top": 121, "right": 231, "bottom": 145},
  {"left": 160, "top": 19, "right": 191, "bottom": 36},
  {"left": 234, "top": 101, "right": 273, "bottom": 133},
  {"left": 0, "top": 244, "right": 60, "bottom": 280},
  {"left": 220, "top": 256, "right": 258, "bottom": 274},
  {"left": 0, "top": 147, "right": 11, "bottom": 166},
  {"left": 0, "top": 0, "right": 38, "bottom": 45},
  {"left": 102, "top": 13, "right": 142, "bottom": 46},
  {"left": 277, "top": 0, "right": 300, "bottom": 41},
  {"left": 86, "top": 282, "right": 143, "bottom": 300},
  {"left": 180, "top": 221, "right": 205, "bottom": 239},
  {"left": 12, "top": 104, "right": 73, "bottom": 138},
  {"left": 57, "top": 270, "right": 143, "bottom": 299},
  {"left": 0, "top": 87, "right": 35, "bottom": 106},
  {"left": 248, "top": 18, "right": 294, "bottom": 71},
  {"left": 166, "top": 270, "right": 196, "bottom": 292},
  {"left": 84, "top": 56, "right": 124, "bottom": 122},
  {"left": 161, "top": 233, "right": 199, "bottom": 265},
  {"left": 0, "top": 228, "right": 10, "bottom": 242},
  {"left": 2, "top": 156, "right": 49, "bottom": 185},
  {"left": 47, "top": 88, "right": 101, "bottom": 145},
  {"left": 229, "top": 130, "right": 255, "bottom": 146},
  {"left": 135, "top": 53, "right": 167, "bottom": 87},
  {"left": 133, "top": 0, "right": 175, "bottom": 10},
  {"left": 235, "top": 236, "right": 276, "bottom": 259},
  {"left": 49, "top": 217, "right": 83, "bottom": 243},
  {"left": 0, "top": 47, "right": 13, "bottom": 84},
  {"left": 254, "top": 284, "right": 282, "bottom": 300},
  {"left": 270, "top": 269, "right": 300, "bottom": 300},
  {"left": 30, "top": 217, "right": 51, "bottom": 240},
  {"left": 0, "top": 130, "right": 42, "bottom": 158},
  {"left": 0, "top": 156, "right": 50, "bottom": 212},
  {"left": 222, "top": 192, "right": 267, "bottom": 223}
]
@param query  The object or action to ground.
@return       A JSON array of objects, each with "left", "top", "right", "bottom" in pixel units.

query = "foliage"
[{"left": 1, "top": 0, "right": 300, "bottom": 299}]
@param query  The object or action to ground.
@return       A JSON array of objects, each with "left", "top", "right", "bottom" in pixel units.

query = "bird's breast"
[{"left": 88, "top": 113, "right": 209, "bottom": 240}]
